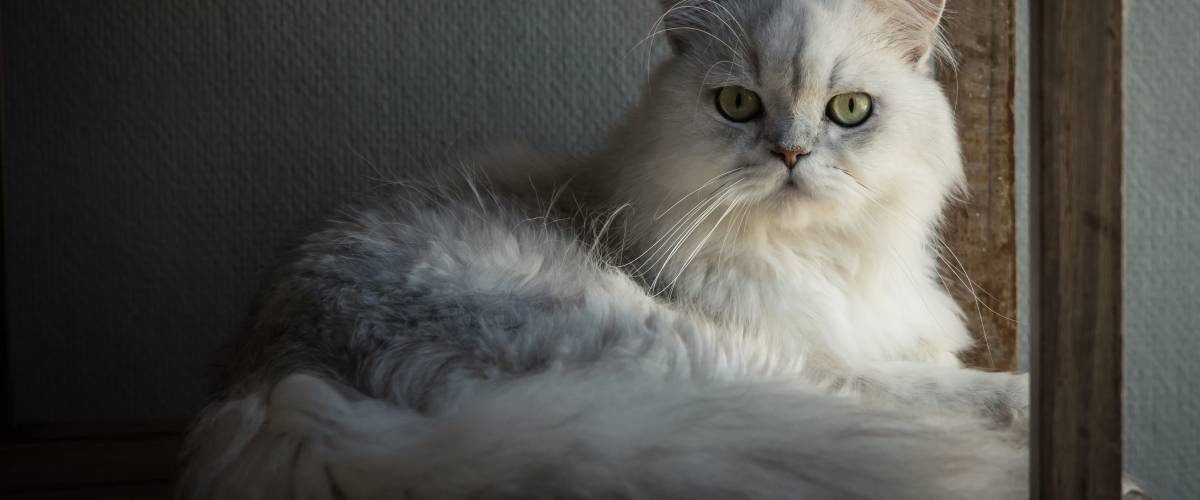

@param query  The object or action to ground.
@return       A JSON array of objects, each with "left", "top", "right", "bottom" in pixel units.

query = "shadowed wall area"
[{"left": 3, "top": 0, "right": 659, "bottom": 422}]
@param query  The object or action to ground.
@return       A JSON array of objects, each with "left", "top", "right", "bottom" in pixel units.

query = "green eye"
[
  {"left": 826, "top": 92, "right": 873, "bottom": 127},
  {"left": 716, "top": 86, "right": 762, "bottom": 122}
]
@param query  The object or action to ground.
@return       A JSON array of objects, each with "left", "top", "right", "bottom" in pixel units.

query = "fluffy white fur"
[
  {"left": 183, "top": 372, "right": 1028, "bottom": 499},
  {"left": 602, "top": 0, "right": 970, "bottom": 372},
  {"left": 177, "top": 0, "right": 1144, "bottom": 498}
]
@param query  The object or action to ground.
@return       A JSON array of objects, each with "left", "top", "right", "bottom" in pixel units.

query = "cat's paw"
[
  {"left": 1123, "top": 476, "right": 1152, "bottom": 499},
  {"left": 979, "top": 371, "right": 1029, "bottom": 437},
  {"left": 1005, "top": 371, "right": 1030, "bottom": 415}
]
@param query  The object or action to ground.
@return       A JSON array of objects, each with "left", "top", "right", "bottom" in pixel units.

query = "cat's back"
[{"left": 222, "top": 171, "right": 653, "bottom": 409}]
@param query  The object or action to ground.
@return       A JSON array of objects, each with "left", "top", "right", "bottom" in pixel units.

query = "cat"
[{"left": 177, "top": 0, "right": 1138, "bottom": 498}]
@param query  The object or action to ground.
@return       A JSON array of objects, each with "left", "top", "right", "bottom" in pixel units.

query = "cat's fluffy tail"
[{"left": 177, "top": 370, "right": 1028, "bottom": 500}]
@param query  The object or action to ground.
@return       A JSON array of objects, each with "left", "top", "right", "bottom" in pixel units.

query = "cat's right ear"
[{"left": 655, "top": 0, "right": 727, "bottom": 54}]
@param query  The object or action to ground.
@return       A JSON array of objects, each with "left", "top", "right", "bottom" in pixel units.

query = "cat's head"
[{"left": 609, "top": 0, "right": 962, "bottom": 248}]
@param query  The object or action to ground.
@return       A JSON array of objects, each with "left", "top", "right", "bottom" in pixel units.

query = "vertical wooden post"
[
  {"left": 938, "top": 0, "right": 1018, "bottom": 372},
  {"left": 0, "top": 25, "right": 10, "bottom": 434},
  {"left": 1031, "top": 0, "right": 1125, "bottom": 499}
]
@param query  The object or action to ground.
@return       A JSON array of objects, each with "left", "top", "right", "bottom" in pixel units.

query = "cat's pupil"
[
  {"left": 735, "top": 92, "right": 743, "bottom": 108},
  {"left": 848, "top": 98, "right": 856, "bottom": 113}
]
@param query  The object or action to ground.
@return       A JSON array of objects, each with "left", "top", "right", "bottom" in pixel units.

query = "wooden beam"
[
  {"left": 0, "top": 434, "right": 181, "bottom": 496},
  {"left": 1, "top": 14, "right": 10, "bottom": 432},
  {"left": 1030, "top": 0, "right": 1125, "bottom": 499},
  {"left": 938, "top": 0, "right": 1019, "bottom": 372}
]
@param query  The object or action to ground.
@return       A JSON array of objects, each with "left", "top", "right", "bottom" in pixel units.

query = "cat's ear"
[
  {"left": 883, "top": 0, "right": 949, "bottom": 67},
  {"left": 655, "top": 0, "right": 731, "bottom": 54},
  {"left": 909, "top": 0, "right": 948, "bottom": 65}
]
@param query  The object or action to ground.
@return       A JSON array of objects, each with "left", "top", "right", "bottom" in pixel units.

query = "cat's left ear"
[{"left": 888, "top": 0, "right": 948, "bottom": 68}]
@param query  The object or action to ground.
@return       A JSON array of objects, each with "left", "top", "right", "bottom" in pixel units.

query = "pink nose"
[{"left": 773, "top": 146, "right": 811, "bottom": 168}]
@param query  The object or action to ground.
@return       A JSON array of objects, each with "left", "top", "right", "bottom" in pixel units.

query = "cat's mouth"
[
  {"left": 737, "top": 164, "right": 836, "bottom": 203},
  {"left": 771, "top": 174, "right": 814, "bottom": 201},
  {"left": 770, "top": 165, "right": 853, "bottom": 200},
  {"left": 780, "top": 170, "right": 814, "bottom": 193}
]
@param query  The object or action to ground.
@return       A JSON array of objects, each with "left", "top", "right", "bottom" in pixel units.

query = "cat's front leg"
[{"left": 816, "top": 362, "right": 1029, "bottom": 432}]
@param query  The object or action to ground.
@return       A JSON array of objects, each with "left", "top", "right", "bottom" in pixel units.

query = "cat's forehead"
[
  {"left": 684, "top": 0, "right": 890, "bottom": 89},
  {"left": 753, "top": 2, "right": 838, "bottom": 89}
]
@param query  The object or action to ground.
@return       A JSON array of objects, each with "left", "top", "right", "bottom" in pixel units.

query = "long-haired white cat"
[{"left": 177, "top": 1, "right": 1136, "bottom": 498}]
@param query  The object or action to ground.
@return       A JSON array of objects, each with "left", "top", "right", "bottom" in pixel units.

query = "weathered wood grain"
[
  {"left": 938, "top": 0, "right": 1019, "bottom": 371},
  {"left": 1030, "top": 0, "right": 1125, "bottom": 499}
]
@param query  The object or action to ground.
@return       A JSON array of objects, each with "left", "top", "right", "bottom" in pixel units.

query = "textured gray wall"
[
  {"left": 1123, "top": 1, "right": 1200, "bottom": 497},
  {"left": 3, "top": 0, "right": 660, "bottom": 422}
]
